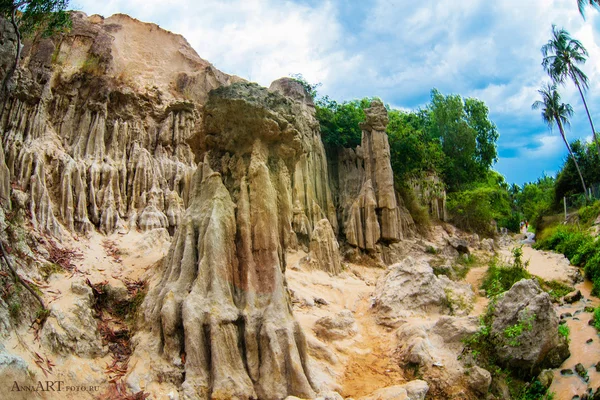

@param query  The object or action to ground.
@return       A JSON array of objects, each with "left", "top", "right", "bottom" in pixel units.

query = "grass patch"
[
  {"left": 558, "top": 324, "right": 570, "bottom": 343},
  {"left": 39, "top": 262, "right": 64, "bottom": 280},
  {"left": 578, "top": 200, "right": 600, "bottom": 226},
  {"left": 481, "top": 258, "right": 531, "bottom": 298},
  {"left": 536, "top": 278, "right": 574, "bottom": 301}
]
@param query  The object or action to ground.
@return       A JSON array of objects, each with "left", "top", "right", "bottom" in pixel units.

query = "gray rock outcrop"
[
  {"left": 490, "top": 279, "right": 570, "bottom": 375},
  {"left": 313, "top": 310, "right": 357, "bottom": 340},
  {"left": 41, "top": 278, "right": 106, "bottom": 357},
  {"left": 359, "top": 380, "right": 429, "bottom": 400},
  {"left": 373, "top": 257, "right": 474, "bottom": 326},
  {"left": 396, "top": 316, "right": 487, "bottom": 399}
]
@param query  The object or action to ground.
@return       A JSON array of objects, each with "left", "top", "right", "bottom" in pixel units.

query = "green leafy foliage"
[
  {"left": 481, "top": 248, "right": 531, "bottom": 298},
  {"left": 428, "top": 89, "right": 498, "bottom": 191},
  {"left": 554, "top": 140, "right": 600, "bottom": 204},
  {"left": 515, "top": 176, "right": 555, "bottom": 229},
  {"left": 534, "top": 225, "right": 600, "bottom": 294},
  {"left": 315, "top": 97, "right": 370, "bottom": 148},
  {"left": 387, "top": 109, "right": 444, "bottom": 180},
  {"left": 558, "top": 324, "right": 570, "bottom": 342},
  {"left": 447, "top": 172, "right": 512, "bottom": 236},
  {"left": 0, "top": 0, "right": 71, "bottom": 38},
  {"left": 594, "top": 307, "right": 600, "bottom": 331}
]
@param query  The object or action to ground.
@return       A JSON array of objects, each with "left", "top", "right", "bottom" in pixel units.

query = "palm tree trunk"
[
  {"left": 557, "top": 117, "right": 588, "bottom": 197},
  {"left": 575, "top": 81, "right": 600, "bottom": 159}
]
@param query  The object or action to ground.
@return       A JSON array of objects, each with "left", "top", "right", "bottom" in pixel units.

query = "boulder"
[
  {"left": 41, "top": 278, "right": 106, "bottom": 357},
  {"left": 313, "top": 310, "right": 357, "bottom": 340},
  {"left": 0, "top": 343, "right": 31, "bottom": 400},
  {"left": 373, "top": 257, "right": 474, "bottom": 326},
  {"left": 373, "top": 257, "right": 448, "bottom": 325},
  {"left": 359, "top": 380, "right": 429, "bottom": 400},
  {"left": 396, "top": 317, "right": 484, "bottom": 399},
  {"left": 446, "top": 237, "right": 470, "bottom": 255},
  {"left": 490, "top": 279, "right": 570, "bottom": 375},
  {"left": 466, "top": 366, "right": 492, "bottom": 395},
  {"left": 564, "top": 290, "right": 583, "bottom": 304}
]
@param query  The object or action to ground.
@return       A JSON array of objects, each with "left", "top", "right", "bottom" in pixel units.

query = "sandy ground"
[
  {"left": 5, "top": 227, "right": 595, "bottom": 399},
  {"left": 3, "top": 229, "right": 171, "bottom": 399},
  {"left": 286, "top": 250, "right": 407, "bottom": 397}
]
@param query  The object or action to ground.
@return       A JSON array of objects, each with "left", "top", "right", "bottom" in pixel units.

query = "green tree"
[
  {"left": 516, "top": 175, "right": 555, "bottom": 226},
  {"left": 0, "top": 0, "right": 70, "bottom": 87},
  {"left": 542, "top": 25, "right": 600, "bottom": 159},
  {"left": 532, "top": 82, "right": 588, "bottom": 197},
  {"left": 387, "top": 108, "right": 444, "bottom": 181},
  {"left": 554, "top": 140, "right": 600, "bottom": 203},
  {"left": 447, "top": 171, "right": 512, "bottom": 236},
  {"left": 427, "top": 89, "right": 498, "bottom": 191},
  {"left": 578, "top": 0, "right": 600, "bottom": 18},
  {"left": 315, "top": 97, "right": 372, "bottom": 148}
]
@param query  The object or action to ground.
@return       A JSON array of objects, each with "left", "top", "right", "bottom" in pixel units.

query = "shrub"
[
  {"left": 594, "top": 307, "right": 600, "bottom": 332},
  {"left": 534, "top": 225, "right": 600, "bottom": 294},
  {"left": 558, "top": 324, "right": 570, "bottom": 343},
  {"left": 578, "top": 200, "right": 600, "bottom": 226},
  {"left": 481, "top": 253, "right": 531, "bottom": 298}
]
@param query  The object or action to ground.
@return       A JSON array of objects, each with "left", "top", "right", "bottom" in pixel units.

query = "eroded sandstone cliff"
[
  {"left": 142, "top": 82, "right": 327, "bottom": 400},
  {"left": 0, "top": 12, "right": 241, "bottom": 237}
]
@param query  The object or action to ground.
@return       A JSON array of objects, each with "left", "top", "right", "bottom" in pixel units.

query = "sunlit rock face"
[
  {"left": 143, "top": 82, "right": 328, "bottom": 400},
  {"left": 0, "top": 12, "right": 241, "bottom": 237},
  {"left": 332, "top": 99, "right": 411, "bottom": 252}
]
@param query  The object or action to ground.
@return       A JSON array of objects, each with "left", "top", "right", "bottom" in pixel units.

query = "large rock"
[
  {"left": 396, "top": 316, "right": 487, "bottom": 399},
  {"left": 41, "top": 278, "right": 106, "bottom": 357},
  {"left": 359, "top": 380, "right": 429, "bottom": 400},
  {"left": 490, "top": 279, "right": 570, "bottom": 376},
  {"left": 141, "top": 82, "right": 329, "bottom": 400},
  {"left": 313, "top": 310, "right": 357, "bottom": 340},
  {"left": 373, "top": 257, "right": 473, "bottom": 326},
  {"left": 0, "top": 343, "right": 31, "bottom": 400}
]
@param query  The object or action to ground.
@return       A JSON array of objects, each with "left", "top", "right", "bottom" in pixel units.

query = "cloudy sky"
[{"left": 72, "top": 0, "right": 600, "bottom": 186}]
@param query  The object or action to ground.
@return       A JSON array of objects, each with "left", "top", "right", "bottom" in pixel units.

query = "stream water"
[{"left": 550, "top": 279, "right": 600, "bottom": 399}]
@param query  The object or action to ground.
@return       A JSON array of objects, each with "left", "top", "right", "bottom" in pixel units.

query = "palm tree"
[
  {"left": 541, "top": 25, "right": 600, "bottom": 160},
  {"left": 532, "top": 83, "right": 588, "bottom": 197},
  {"left": 578, "top": 0, "right": 600, "bottom": 19}
]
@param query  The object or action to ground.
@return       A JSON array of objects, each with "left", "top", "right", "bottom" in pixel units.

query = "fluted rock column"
[
  {"left": 340, "top": 100, "right": 403, "bottom": 251},
  {"left": 143, "top": 82, "right": 317, "bottom": 400}
]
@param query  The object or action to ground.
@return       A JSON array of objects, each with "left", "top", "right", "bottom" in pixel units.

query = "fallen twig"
[{"left": 0, "top": 241, "right": 46, "bottom": 312}]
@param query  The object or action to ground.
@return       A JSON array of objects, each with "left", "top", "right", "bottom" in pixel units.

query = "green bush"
[
  {"left": 481, "top": 257, "right": 531, "bottom": 298},
  {"left": 534, "top": 225, "right": 600, "bottom": 294},
  {"left": 578, "top": 200, "right": 600, "bottom": 226},
  {"left": 558, "top": 324, "right": 570, "bottom": 343},
  {"left": 594, "top": 307, "right": 600, "bottom": 332}
]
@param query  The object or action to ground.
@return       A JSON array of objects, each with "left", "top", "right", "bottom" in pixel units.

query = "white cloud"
[{"left": 71, "top": 0, "right": 600, "bottom": 183}]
